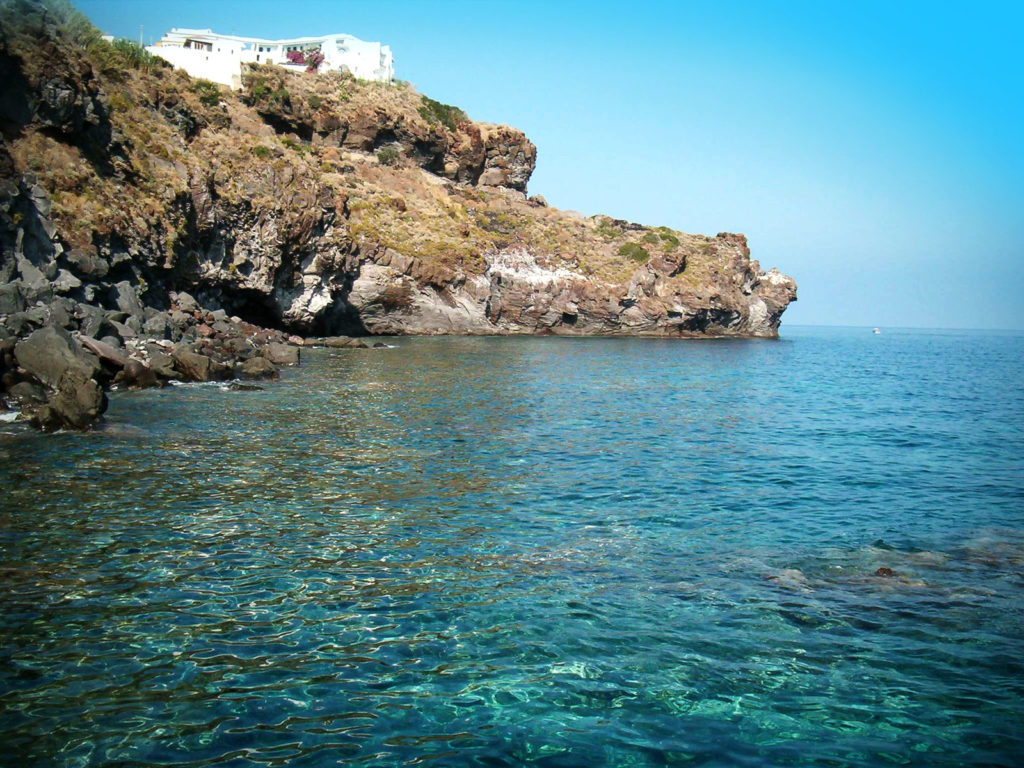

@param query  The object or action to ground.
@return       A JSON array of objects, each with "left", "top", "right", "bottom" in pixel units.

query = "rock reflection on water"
[{"left": 2, "top": 330, "right": 1024, "bottom": 767}]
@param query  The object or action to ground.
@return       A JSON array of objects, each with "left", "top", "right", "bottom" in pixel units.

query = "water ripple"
[{"left": 2, "top": 329, "right": 1024, "bottom": 766}]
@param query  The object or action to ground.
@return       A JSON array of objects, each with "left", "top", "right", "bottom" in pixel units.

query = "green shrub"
[
  {"left": 618, "top": 242, "right": 649, "bottom": 263},
  {"left": 251, "top": 145, "right": 273, "bottom": 159},
  {"left": 245, "top": 76, "right": 289, "bottom": 107},
  {"left": 418, "top": 96, "right": 467, "bottom": 131},
  {"left": 377, "top": 147, "right": 400, "bottom": 166},
  {"left": 110, "top": 38, "right": 162, "bottom": 73},
  {"left": 280, "top": 137, "right": 308, "bottom": 155},
  {"left": 642, "top": 231, "right": 660, "bottom": 244},
  {"left": 191, "top": 79, "right": 221, "bottom": 107},
  {"left": 307, "top": 93, "right": 321, "bottom": 110},
  {"left": 83, "top": 36, "right": 164, "bottom": 78},
  {"left": 656, "top": 227, "right": 680, "bottom": 250}
]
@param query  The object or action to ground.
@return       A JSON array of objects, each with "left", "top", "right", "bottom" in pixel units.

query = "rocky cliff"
[{"left": 0, "top": 1, "right": 796, "bottom": 428}]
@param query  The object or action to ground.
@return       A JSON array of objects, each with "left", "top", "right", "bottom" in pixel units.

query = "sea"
[{"left": 1, "top": 325, "right": 1023, "bottom": 767}]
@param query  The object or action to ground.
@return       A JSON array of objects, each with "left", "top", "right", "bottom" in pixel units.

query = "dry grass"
[{"left": 2, "top": 11, "right": 752, "bottom": 298}]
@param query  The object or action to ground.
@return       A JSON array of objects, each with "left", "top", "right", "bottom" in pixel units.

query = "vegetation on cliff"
[{"left": 0, "top": 0, "right": 797, "bottom": 427}]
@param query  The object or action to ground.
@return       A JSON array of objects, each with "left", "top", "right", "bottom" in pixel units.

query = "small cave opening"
[
  {"left": 258, "top": 111, "right": 314, "bottom": 142},
  {"left": 309, "top": 300, "right": 369, "bottom": 337},
  {"left": 372, "top": 129, "right": 399, "bottom": 149},
  {"left": 217, "top": 288, "right": 286, "bottom": 331},
  {"left": 561, "top": 312, "right": 578, "bottom": 326}
]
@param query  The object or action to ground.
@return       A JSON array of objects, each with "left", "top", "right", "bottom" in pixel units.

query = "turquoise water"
[{"left": 1, "top": 326, "right": 1023, "bottom": 767}]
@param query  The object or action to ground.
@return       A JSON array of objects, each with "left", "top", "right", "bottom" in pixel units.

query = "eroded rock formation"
[{"left": 0, "top": 1, "right": 796, "bottom": 428}]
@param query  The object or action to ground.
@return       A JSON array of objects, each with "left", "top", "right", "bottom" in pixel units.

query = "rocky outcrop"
[
  {"left": 242, "top": 65, "right": 537, "bottom": 191},
  {"left": 346, "top": 240, "right": 795, "bottom": 337},
  {"left": 11, "top": 326, "right": 106, "bottom": 429},
  {"left": 0, "top": 1, "right": 796, "bottom": 429}
]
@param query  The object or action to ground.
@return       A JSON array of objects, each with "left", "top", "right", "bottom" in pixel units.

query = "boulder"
[
  {"left": 323, "top": 336, "right": 361, "bottom": 348},
  {"left": 261, "top": 342, "right": 299, "bottom": 365},
  {"left": 109, "top": 281, "right": 144, "bottom": 318},
  {"left": 77, "top": 303, "right": 115, "bottom": 339},
  {"left": 171, "top": 291, "right": 199, "bottom": 312},
  {"left": 6, "top": 380, "right": 47, "bottom": 405},
  {"left": 149, "top": 352, "right": 177, "bottom": 379},
  {"left": 79, "top": 335, "right": 128, "bottom": 368},
  {"left": 239, "top": 356, "right": 278, "bottom": 379},
  {"left": 52, "top": 269, "right": 82, "bottom": 294},
  {"left": 0, "top": 283, "right": 24, "bottom": 315},
  {"left": 64, "top": 248, "right": 109, "bottom": 279},
  {"left": 44, "top": 301, "right": 74, "bottom": 330},
  {"left": 171, "top": 345, "right": 213, "bottom": 382},
  {"left": 49, "top": 367, "right": 107, "bottom": 429},
  {"left": 114, "top": 358, "right": 160, "bottom": 389},
  {"left": 16, "top": 255, "right": 47, "bottom": 285},
  {"left": 14, "top": 326, "right": 98, "bottom": 388},
  {"left": 109, "top": 320, "right": 137, "bottom": 340},
  {"left": 210, "top": 359, "right": 234, "bottom": 380},
  {"left": 142, "top": 312, "right": 172, "bottom": 340}
]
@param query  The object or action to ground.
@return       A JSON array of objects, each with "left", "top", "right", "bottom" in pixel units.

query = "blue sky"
[{"left": 77, "top": 0, "right": 1024, "bottom": 329}]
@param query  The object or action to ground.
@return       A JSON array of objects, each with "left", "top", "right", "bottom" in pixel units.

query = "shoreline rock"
[{"left": 0, "top": 289, "right": 310, "bottom": 430}]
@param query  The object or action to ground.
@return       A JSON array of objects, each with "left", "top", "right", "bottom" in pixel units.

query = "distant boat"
[{"left": 872, "top": 328, "right": 881, "bottom": 334}]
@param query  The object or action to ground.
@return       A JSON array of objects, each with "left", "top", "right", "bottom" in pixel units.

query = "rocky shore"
[
  {"left": 0, "top": 284, "right": 390, "bottom": 431},
  {"left": 0, "top": 1, "right": 797, "bottom": 431}
]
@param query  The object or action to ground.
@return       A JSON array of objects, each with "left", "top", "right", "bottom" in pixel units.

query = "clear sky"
[{"left": 76, "top": 0, "right": 1024, "bottom": 330}]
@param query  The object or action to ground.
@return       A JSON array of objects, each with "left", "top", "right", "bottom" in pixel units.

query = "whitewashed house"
[{"left": 146, "top": 28, "right": 394, "bottom": 89}]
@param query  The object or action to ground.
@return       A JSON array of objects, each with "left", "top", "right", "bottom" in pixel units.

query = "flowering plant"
[{"left": 304, "top": 51, "right": 325, "bottom": 71}]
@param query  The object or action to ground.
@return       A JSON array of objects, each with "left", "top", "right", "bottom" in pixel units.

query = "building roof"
[{"left": 163, "top": 28, "right": 381, "bottom": 47}]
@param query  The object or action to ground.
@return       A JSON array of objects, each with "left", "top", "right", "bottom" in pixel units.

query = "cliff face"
[{"left": 0, "top": 1, "right": 796, "bottom": 350}]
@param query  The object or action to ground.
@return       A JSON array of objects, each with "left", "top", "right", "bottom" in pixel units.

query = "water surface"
[{"left": 2, "top": 327, "right": 1023, "bottom": 766}]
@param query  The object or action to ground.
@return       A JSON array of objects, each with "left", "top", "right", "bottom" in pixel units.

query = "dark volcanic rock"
[
  {"left": 49, "top": 367, "right": 107, "bottom": 429},
  {"left": 0, "top": 282, "right": 24, "bottom": 314},
  {"left": 6, "top": 379, "right": 46, "bottom": 405},
  {"left": 14, "top": 326, "right": 97, "bottom": 387},
  {"left": 79, "top": 334, "right": 128, "bottom": 369}
]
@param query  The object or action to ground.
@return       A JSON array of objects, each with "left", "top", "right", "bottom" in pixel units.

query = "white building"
[{"left": 146, "top": 28, "right": 394, "bottom": 89}]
